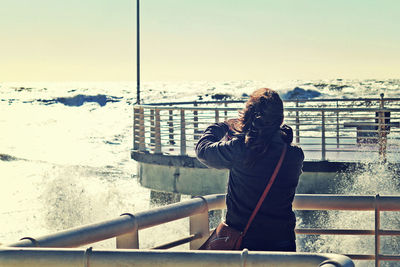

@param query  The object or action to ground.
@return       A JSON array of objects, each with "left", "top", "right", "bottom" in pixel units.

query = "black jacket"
[{"left": 195, "top": 123, "right": 304, "bottom": 241}]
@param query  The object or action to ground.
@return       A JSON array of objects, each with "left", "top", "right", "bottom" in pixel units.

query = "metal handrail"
[
  {"left": 0, "top": 248, "right": 355, "bottom": 267},
  {"left": 133, "top": 97, "right": 400, "bottom": 162},
  {"left": 6, "top": 194, "right": 400, "bottom": 266},
  {"left": 135, "top": 105, "right": 400, "bottom": 112},
  {"left": 7, "top": 195, "right": 224, "bottom": 248},
  {"left": 142, "top": 98, "right": 400, "bottom": 106}
]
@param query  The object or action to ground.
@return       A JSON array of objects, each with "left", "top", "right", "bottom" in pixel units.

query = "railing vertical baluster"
[
  {"left": 296, "top": 100, "right": 300, "bottom": 144},
  {"left": 321, "top": 111, "right": 326, "bottom": 161},
  {"left": 139, "top": 107, "right": 146, "bottom": 152},
  {"left": 189, "top": 197, "right": 210, "bottom": 250},
  {"left": 155, "top": 109, "right": 161, "bottom": 154},
  {"left": 378, "top": 93, "right": 387, "bottom": 162},
  {"left": 181, "top": 109, "right": 186, "bottom": 155},
  {"left": 375, "top": 194, "right": 381, "bottom": 267},
  {"left": 215, "top": 109, "right": 219, "bottom": 123},
  {"left": 194, "top": 103, "right": 199, "bottom": 142},
  {"left": 168, "top": 109, "right": 175, "bottom": 149},
  {"left": 116, "top": 213, "right": 139, "bottom": 249},
  {"left": 336, "top": 101, "right": 340, "bottom": 148},
  {"left": 224, "top": 102, "right": 228, "bottom": 121},
  {"left": 150, "top": 109, "right": 155, "bottom": 151},
  {"left": 116, "top": 230, "right": 139, "bottom": 249}
]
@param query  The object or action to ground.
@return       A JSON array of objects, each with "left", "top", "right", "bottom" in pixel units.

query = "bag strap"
[{"left": 241, "top": 143, "right": 288, "bottom": 237}]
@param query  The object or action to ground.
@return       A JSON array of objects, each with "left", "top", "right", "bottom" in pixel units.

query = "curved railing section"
[
  {"left": 133, "top": 96, "right": 400, "bottom": 162},
  {"left": 6, "top": 194, "right": 400, "bottom": 266}
]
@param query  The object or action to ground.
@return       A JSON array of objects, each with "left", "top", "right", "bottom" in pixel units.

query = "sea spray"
[
  {"left": 35, "top": 164, "right": 150, "bottom": 247},
  {"left": 36, "top": 163, "right": 192, "bottom": 249},
  {"left": 298, "top": 161, "right": 400, "bottom": 266}
]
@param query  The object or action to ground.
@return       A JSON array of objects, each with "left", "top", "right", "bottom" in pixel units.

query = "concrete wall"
[
  {"left": 138, "top": 161, "right": 342, "bottom": 195},
  {"left": 138, "top": 162, "right": 228, "bottom": 195},
  {"left": 133, "top": 151, "right": 357, "bottom": 195}
]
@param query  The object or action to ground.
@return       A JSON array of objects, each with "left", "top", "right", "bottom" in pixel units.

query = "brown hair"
[{"left": 229, "top": 88, "right": 284, "bottom": 163}]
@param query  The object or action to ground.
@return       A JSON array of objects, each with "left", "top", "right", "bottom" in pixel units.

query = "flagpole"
[{"left": 136, "top": 0, "right": 141, "bottom": 104}]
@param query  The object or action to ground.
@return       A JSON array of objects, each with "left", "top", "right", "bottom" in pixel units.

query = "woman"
[{"left": 195, "top": 88, "right": 304, "bottom": 251}]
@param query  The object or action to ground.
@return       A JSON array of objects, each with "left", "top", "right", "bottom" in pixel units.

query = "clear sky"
[{"left": 1, "top": 0, "right": 399, "bottom": 82}]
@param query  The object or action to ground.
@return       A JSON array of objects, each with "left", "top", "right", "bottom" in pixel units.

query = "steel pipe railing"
[
  {"left": 5, "top": 194, "right": 400, "bottom": 266},
  {"left": 0, "top": 248, "right": 355, "bottom": 267},
  {"left": 293, "top": 194, "right": 400, "bottom": 211},
  {"left": 8, "top": 194, "right": 400, "bottom": 245},
  {"left": 7, "top": 195, "right": 224, "bottom": 249}
]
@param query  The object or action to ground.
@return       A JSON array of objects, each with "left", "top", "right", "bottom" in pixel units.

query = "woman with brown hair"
[{"left": 195, "top": 88, "right": 304, "bottom": 251}]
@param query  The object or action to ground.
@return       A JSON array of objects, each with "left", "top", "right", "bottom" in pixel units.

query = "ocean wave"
[
  {"left": 36, "top": 94, "right": 122, "bottom": 107},
  {"left": 2, "top": 80, "right": 400, "bottom": 107},
  {"left": 281, "top": 87, "right": 322, "bottom": 100},
  {"left": 0, "top": 153, "right": 22, "bottom": 161}
]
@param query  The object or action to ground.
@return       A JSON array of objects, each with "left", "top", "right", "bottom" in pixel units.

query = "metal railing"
[
  {"left": 0, "top": 248, "right": 354, "bottom": 267},
  {"left": 6, "top": 194, "right": 400, "bottom": 266},
  {"left": 133, "top": 96, "right": 400, "bottom": 162}
]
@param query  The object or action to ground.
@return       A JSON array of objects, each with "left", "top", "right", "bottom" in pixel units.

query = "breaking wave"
[{"left": 36, "top": 94, "right": 123, "bottom": 107}]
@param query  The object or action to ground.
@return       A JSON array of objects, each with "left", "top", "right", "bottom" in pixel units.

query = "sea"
[{"left": 1, "top": 79, "right": 399, "bottom": 265}]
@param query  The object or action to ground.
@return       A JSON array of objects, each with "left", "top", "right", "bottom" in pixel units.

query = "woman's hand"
[
  {"left": 224, "top": 118, "right": 239, "bottom": 140},
  {"left": 280, "top": 124, "right": 293, "bottom": 143}
]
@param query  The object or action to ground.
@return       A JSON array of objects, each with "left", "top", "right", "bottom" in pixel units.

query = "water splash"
[
  {"left": 298, "top": 161, "right": 400, "bottom": 266},
  {"left": 37, "top": 164, "right": 150, "bottom": 247}
]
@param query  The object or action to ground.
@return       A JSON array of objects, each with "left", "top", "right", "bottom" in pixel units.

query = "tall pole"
[{"left": 136, "top": 0, "right": 141, "bottom": 104}]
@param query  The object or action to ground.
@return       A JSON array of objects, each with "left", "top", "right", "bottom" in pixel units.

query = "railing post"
[
  {"left": 296, "top": 100, "right": 300, "bottom": 144},
  {"left": 215, "top": 109, "right": 219, "bottom": 123},
  {"left": 116, "top": 230, "right": 139, "bottom": 249},
  {"left": 378, "top": 93, "right": 387, "bottom": 162},
  {"left": 180, "top": 109, "right": 186, "bottom": 155},
  {"left": 150, "top": 109, "right": 155, "bottom": 151},
  {"left": 194, "top": 103, "right": 199, "bottom": 141},
  {"left": 321, "top": 111, "right": 326, "bottom": 161},
  {"left": 336, "top": 101, "right": 340, "bottom": 148},
  {"left": 224, "top": 102, "right": 228, "bottom": 121},
  {"left": 116, "top": 213, "right": 139, "bottom": 249},
  {"left": 375, "top": 194, "right": 381, "bottom": 267},
  {"left": 189, "top": 197, "right": 210, "bottom": 250},
  {"left": 168, "top": 109, "right": 175, "bottom": 147},
  {"left": 138, "top": 107, "right": 146, "bottom": 152},
  {"left": 155, "top": 109, "right": 161, "bottom": 154}
]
